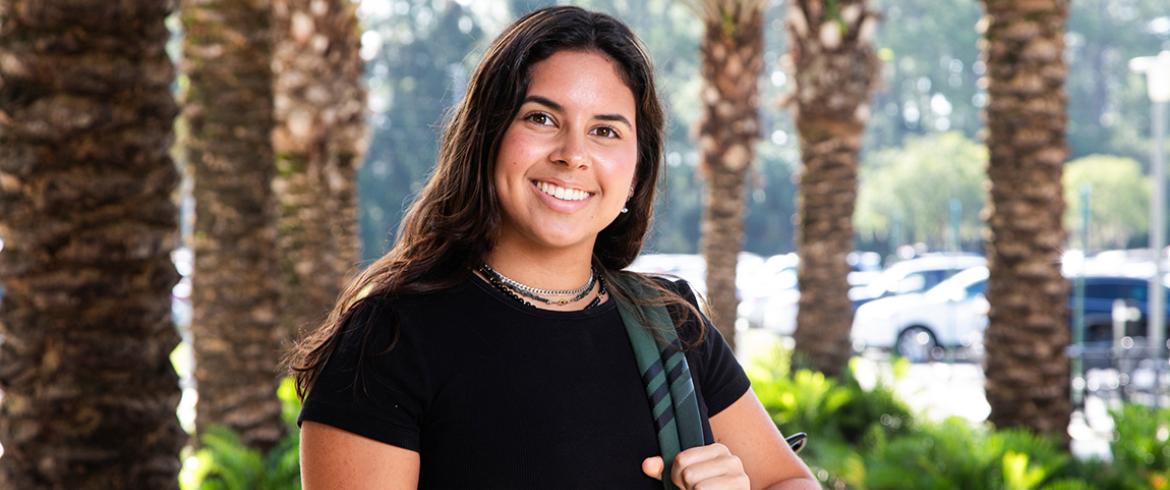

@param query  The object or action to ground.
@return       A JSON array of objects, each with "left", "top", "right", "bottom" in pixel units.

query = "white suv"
[{"left": 851, "top": 265, "right": 990, "bottom": 362}]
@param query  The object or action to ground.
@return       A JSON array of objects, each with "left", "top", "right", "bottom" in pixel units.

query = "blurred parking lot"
[{"left": 631, "top": 249, "right": 1170, "bottom": 462}]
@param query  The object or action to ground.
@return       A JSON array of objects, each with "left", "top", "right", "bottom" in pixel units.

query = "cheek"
[
  {"left": 494, "top": 131, "right": 533, "bottom": 188},
  {"left": 606, "top": 147, "right": 639, "bottom": 192}
]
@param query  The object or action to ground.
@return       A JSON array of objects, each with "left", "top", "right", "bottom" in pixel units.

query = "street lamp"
[{"left": 1130, "top": 50, "right": 1170, "bottom": 360}]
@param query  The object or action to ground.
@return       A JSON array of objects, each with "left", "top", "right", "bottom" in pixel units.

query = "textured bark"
[
  {"left": 181, "top": 0, "right": 285, "bottom": 451},
  {"left": 788, "top": 0, "right": 881, "bottom": 376},
  {"left": 0, "top": 1, "right": 185, "bottom": 487},
  {"left": 697, "top": 1, "right": 766, "bottom": 352},
  {"left": 272, "top": 0, "right": 367, "bottom": 342},
  {"left": 979, "top": 0, "right": 1071, "bottom": 439}
]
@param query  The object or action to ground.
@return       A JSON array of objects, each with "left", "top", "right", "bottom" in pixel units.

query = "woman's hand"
[{"left": 642, "top": 443, "right": 749, "bottom": 489}]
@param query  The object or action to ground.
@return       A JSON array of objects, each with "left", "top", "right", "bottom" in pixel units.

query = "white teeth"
[{"left": 536, "top": 181, "right": 590, "bottom": 202}]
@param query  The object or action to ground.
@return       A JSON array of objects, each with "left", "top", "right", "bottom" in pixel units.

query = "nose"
[{"left": 549, "top": 131, "right": 588, "bottom": 169}]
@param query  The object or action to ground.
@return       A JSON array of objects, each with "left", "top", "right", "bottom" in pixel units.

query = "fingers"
[
  {"left": 689, "top": 475, "right": 751, "bottom": 489},
  {"left": 643, "top": 445, "right": 749, "bottom": 489},
  {"left": 642, "top": 456, "right": 665, "bottom": 480},
  {"left": 669, "top": 444, "right": 748, "bottom": 490}
]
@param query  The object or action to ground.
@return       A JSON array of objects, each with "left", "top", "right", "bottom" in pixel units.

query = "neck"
[{"left": 483, "top": 237, "right": 595, "bottom": 292}]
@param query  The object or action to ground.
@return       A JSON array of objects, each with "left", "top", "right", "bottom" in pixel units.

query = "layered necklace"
[{"left": 478, "top": 263, "right": 607, "bottom": 310}]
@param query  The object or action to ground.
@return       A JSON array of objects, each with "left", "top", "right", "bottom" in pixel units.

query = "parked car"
[
  {"left": 745, "top": 253, "right": 982, "bottom": 336},
  {"left": 851, "top": 265, "right": 989, "bottom": 362},
  {"left": 851, "top": 265, "right": 1170, "bottom": 362},
  {"left": 1072, "top": 274, "right": 1169, "bottom": 343},
  {"left": 849, "top": 253, "right": 986, "bottom": 309}
]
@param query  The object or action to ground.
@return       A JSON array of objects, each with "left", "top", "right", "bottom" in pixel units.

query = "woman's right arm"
[{"left": 300, "top": 421, "right": 421, "bottom": 489}]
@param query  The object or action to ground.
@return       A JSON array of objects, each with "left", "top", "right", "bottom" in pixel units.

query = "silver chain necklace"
[{"left": 479, "top": 263, "right": 596, "bottom": 297}]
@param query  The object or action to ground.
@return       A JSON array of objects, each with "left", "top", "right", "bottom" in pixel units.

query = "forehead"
[{"left": 524, "top": 50, "right": 636, "bottom": 115}]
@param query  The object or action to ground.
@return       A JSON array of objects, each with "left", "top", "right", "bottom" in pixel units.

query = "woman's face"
[{"left": 493, "top": 50, "right": 638, "bottom": 255}]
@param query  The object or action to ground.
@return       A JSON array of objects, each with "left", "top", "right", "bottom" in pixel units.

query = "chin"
[
  {"left": 525, "top": 226, "right": 596, "bottom": 251},
  {"left": 533, "top": 234, "right": 591, "bottom": 250}
]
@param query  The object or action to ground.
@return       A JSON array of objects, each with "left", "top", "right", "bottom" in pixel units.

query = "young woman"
[{"left": 290, "top": 6, "right": 816, "bottom": 489}]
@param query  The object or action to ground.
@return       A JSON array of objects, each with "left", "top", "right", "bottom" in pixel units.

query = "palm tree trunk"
[
  {"left": 788, "top": 0, "right": 881, "bottom": 376},
  {"left": 698, "top": 1, "right": 766, "bottom": 352},
  {"left": 0, "top": 1, "right": 185, "bottom": 486},
  {"left": 272, "top": 0, "right": 368, "bottom": 342},
  {"left": 182, "top": 0, "right": 286, "bottom": 451},
  {"left": 980, "top": 0, "right": 1071, "bottom": 439}
]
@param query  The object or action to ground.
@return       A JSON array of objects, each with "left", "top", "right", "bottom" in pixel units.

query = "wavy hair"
[{"left": 288, "top": 6, "right": 703, "bottom": 399}]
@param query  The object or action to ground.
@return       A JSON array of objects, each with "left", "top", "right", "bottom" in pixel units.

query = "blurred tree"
[
  {"left": 182, "top": 0, "right": 286, "bottom": 451},
  {"left": 509, "top": 0, "right": 557, "bottom": 17},
  {"left": 272, "top": 0, "right": 368, "bottom": 341},
  {"left": 0, "top": 1, "right": 185, "bottom": 486},
  {"left": 1066, "top": 0, "right": 1169, "bottom": 161},
  {"left": 1063, "top": 155, "right": 1150, "bottom": 250},
  {"left": 860, "top": 0, "right": 1168, "bottom": 162},
  {"left": 855, "top": 132, "right": 988, "bottom": 250},
  {"left": 357, "top": 1, "right": 483, "bottom": 260},
  {"left": 980, "top": 0, "right": 1072, "bottom": 440},
  {"left": 865, "top": 0, "right": 983, "bottom": 151},
  {"left": 695, "top": 0, "right": 766, "bottom": 351},
  {"left": 788, "top": 0, "right": 882, "bottom": 377}
]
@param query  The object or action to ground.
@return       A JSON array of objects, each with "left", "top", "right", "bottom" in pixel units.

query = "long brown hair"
[{"left": 288, "top": 6, "right": 704, "bottom": 399}]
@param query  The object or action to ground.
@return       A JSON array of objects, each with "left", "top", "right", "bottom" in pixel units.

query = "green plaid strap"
[{"left": 613, "top": 274, "right": 705, "bottom": 490}]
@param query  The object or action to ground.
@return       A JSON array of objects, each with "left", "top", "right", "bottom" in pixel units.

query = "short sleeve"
[
  {"left": 668, "top": 279, "right": 752, "bottom": 417},
  {"left": 297, "top": 296, "right": 431, "bottom": 452}
]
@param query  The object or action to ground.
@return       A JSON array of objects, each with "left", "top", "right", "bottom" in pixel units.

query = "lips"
[{"left": 532, "top": 180, "right": 594, "bottom": 202}]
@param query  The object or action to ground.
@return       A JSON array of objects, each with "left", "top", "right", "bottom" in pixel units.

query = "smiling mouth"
[{"left": 532, "top": 180, "right": 594, "bottom": 202}]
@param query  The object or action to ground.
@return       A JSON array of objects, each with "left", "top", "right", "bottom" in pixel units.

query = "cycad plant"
[{"left": 180, "top": 379, "right": 303, "bottom": 490}]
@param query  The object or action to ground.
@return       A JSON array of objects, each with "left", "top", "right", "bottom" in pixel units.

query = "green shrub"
[
  {"left": 1078, "top": 404, "right": 1170, "bottom": 490},
  {"left": 749, "top": 346, "right": 912, "bottom": 488},
  {"left": 750, "top": 347, "right": 913, "bottom": 447},
  {"left": 179, "top": 378, "right": 303, "bottom": 490},
  {"left": 745, "top": 344, "right": 1105, "bottom": 489},
  {"left": 863, "top": 418, "right": 1074, "bottom": 490}
]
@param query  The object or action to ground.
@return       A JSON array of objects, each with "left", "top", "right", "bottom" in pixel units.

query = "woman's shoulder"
[
  {"left": 314, "top": 284, "right": 475, "bottom": 396},
  {"left": 351, "top": 279, "right": 477, "bottom": 316},
  {"left": 335, "top": 281, "right": 476, "bottom": 347}
]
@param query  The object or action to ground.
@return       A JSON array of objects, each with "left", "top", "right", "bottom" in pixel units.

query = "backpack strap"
[{"left": 611, "top": 273, "right": 705, "bottom": 490}]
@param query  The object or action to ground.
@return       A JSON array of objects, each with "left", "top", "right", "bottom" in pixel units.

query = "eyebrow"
[{"left": 522, "top": 95, "right": 633, "bottom": 130}]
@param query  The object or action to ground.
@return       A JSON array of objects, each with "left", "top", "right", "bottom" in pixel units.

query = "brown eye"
[
  {"left": 526, "top": 112, "right": 555, "bottom": 126},
  {"left": 592, "top": 126, "right": 619, "bottom": 139}
]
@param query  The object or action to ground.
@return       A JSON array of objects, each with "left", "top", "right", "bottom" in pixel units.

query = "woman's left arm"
[
  {"left": 709, "top": 389, "right": 818, "bottom": 489},
  {"left": 642, "top": 388, "right": 818, "bottom": 490}
]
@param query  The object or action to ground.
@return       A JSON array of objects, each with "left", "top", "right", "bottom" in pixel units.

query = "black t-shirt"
[{"left": 298, "top": 274, "right": 751, "bottom": 489}]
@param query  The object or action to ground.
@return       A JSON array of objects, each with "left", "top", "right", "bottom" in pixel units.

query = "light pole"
[{"left": 1131, "top": 51, "right": 1170, "bottom": 364}]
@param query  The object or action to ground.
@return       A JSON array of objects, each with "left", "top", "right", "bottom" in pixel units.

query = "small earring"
[{"left": 620, "top": 206, "right": 629, "bottom": 214}]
